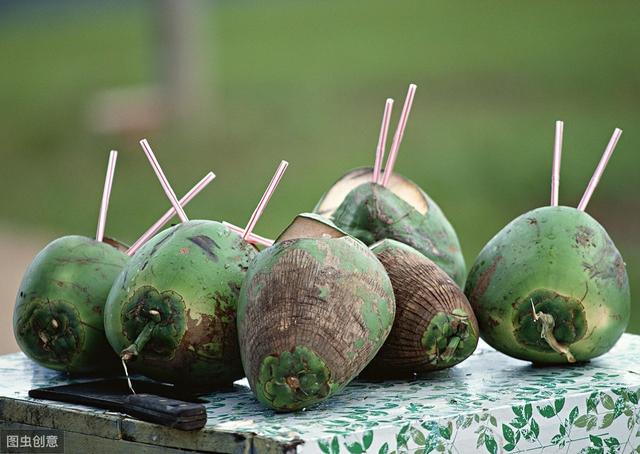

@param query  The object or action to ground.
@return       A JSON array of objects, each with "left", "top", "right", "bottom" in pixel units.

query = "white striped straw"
[
  {"left": 127, "top": 172, "right": 215, "bottom": 256},
  {"left": 243, "top": 160, "right": 289, "bottom": 241},
  {"left": 577, "top": 128, "right": 622, "bottom": 212},
  {"left": 550, "top": 121, "right": 564, "bottom": 207},
  {"left": 96, "top": 150, "right": 118, "bottom": 242},
  {"left": 222, "top": 222, "right": 274, "bottom": 247},
  {"left": 380, "top": 84, "right": 417, "bottom": 186},
  {"left": 372, "top": 99, "right": 394, "bottom": 183},
  {"left": 140, "top": 139, "right": 189, "bottom": 222}
]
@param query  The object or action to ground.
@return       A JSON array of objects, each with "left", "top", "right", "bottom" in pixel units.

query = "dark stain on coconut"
[
  {"left": 614, "top": 255, "right": 627, "bottom": 290},
  {"left": 51, "top": 280, "right": 90, "bottom": 295},
  {"left": 188, "top": 235, "right": 220, "bottom": 262},
  {"left": 470, "top": 255, "right": 503, "bottom": 303},
  {"left": 149, "top": 229, "right": 176, "bottom": 257},
  {"left": 227, "top": 281, "right": 242, "bottom": 299},
  {"left": 216, "top": 307, "right": 241, "bottom": 364},
  {"left": 183, "top": 311, "right": 219, "bottom": 355},
  {"left": 119, "top": 269, "right": 129, "bottom": 290},
  {"left": 142, "top": 304, "right": 242, "bottom": 388},
  {"left": 582, "top": 236, "right": 627, "bottom": 288},
  {"left": 575, "top": 226, "right": 595, "bottom": 248},
  {"left": 526, "top": 217, "right": 541, "bottom": 237},
  {"left": 173, "top": 294, "right": 239, "bottom": 366},
  {"left": 141, "top": 230, "right": 176, "bottom": 271}
]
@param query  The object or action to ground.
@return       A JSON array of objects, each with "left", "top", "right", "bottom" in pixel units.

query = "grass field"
[{"left": 1, "top": 1, "right": 639, "bottom": 331}]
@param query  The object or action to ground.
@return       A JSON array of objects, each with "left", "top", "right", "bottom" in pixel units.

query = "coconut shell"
[
  {"left": 104, "top": 220, "right": 257, "bottom": 389},
  {"left": 329, "top": 181, "right": 466, "bottom": 287},
  {"left": 14, "top": 235, "right": 128, "bottom": 373},
  {"left": 102, "top": 237, "right": 130, "bottom": 253},
  {"left": 238, "top": 235, "right": 395, "bottom": 412},
  {"left": 465, "top": 206, "right": 630, "bottom": 364},
  {"left": 315, "top": 167, "right": 428, "bottom": 217},
  {"left": 362, "top": 239, "right": 478, "bottom": 378}
]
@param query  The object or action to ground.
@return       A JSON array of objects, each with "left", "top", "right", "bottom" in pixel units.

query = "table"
[{"left": 2, "top": 335, "right": 640, "bottom": 453}]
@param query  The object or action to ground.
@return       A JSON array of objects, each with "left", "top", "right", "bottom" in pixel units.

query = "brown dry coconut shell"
[
  {"left": 237, "top": 214, "right": 395, "bottom": 411},
  {"left": 362, "top": 239, "right": 479, "bottom": 378}
]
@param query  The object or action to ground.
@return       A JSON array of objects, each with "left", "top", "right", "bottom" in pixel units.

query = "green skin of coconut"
[
  {"left": 14, "top": 235, "right": 128, "bottom": 374},
  {"left": 465, "top": 206, "right": 630, "bottom": 364},
  {"left": 329, "top": 182, "right": 466, "bottom": 287},
  {"left": 104, "top": 220, "right": 257, "bottom": 389},
  {"left": 238, "top": 236, "right": 395, "bottom": 411}
]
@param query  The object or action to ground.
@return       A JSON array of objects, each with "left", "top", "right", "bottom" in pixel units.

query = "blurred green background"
[{"left": 1, "top": 1, "right": 639, "bottom": 353}]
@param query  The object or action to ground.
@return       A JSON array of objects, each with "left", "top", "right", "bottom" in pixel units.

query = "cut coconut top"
[
  {"left": 370, "top": 238, "right": 423, "bottom": 258},
  {"left": 276, "top": 213, "right": 346, "bottom": 243},
  {"left": 315, "top": 167, "right": 428, "bottom": 218}
]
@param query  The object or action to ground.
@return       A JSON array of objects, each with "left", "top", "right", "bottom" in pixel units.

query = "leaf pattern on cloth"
[{"left": 2, "top": 336, "right": 640, "bottom": 453}]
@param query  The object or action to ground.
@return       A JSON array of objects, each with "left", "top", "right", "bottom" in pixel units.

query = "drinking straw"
[
  {"left": 577, "top": 128, "right": 622, "bottom": 211},
  {"left": 242, "top": 160, "right": 289, "bottom": 241},
  {"left": 140, "top": 139, "right": 189, "bottom": 222},
  {"left": 96, "top": 150, "right": 118, "bottom": 242},
  {"left": 223, "top": 222, "right": 274, "bottom": 247},
  {"left": 127, "top": 172, "right": 215, "bottom": 255},
  {"left": 372, "top": 99, "right": 394, "bottom": 183},
  {"left": 550, "top": 121, "right": 564, "bottom": 206},
  {"left": 380, "top": 84, "right": 417, "bottom": 186}
]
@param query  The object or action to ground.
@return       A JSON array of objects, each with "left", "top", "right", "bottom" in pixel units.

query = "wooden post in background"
[{"left": 89, "top": 0, "right": 213, "bottom": 135}]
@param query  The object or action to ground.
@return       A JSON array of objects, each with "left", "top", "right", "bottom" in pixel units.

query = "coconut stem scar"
[
  {"left": 120, "top": 310, "right": 161, "bottom": 394},
  {"left": 531, "top": 300, "right": 576, "bottom": 363}
]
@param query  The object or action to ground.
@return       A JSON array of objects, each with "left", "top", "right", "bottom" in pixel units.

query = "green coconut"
[
  {"left": 315, "top": 167, "right": 466, "bottom": 287},
  {"left": 103, "top": 220, "right": 257, "bottom": 389},
  {"left": 362, "top": 239, "right": 478, "bottom": 378},
  {"left": 465, "top": 206, "right": 630, "bottom": 364},
  {"left": 14, "top": 235, "right": 129, "bottom": 374},
  {"left": 238, "top": 214, "right": 395, "bottom": 412}
]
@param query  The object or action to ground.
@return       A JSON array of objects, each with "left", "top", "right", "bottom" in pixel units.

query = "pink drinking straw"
[
  {"left": 140, "top": 139, "right": 189, "bottom": 222},
  {"left": 96, "top": 150, "right": 118, "bottom": 242},
  {"left": 380, "top": 84, "right": 417, "bottom": 187},
  {"left": 222, "top": 222, "right": 274, "bottom": 247},
  {"left": 243, "top": 160, "right": 289, "bottom": 241},
  {"left": 127, "top": 172, "right": 216, "bottom": 256},
  {"left": 372, "top": 99, "right": 394, "bottom": 183},
  {"left": 577, "top": 128, "right": 623, "bottom": 212},
  {"left": 550, "top": 121, "right": 564, "bottom": 207}
]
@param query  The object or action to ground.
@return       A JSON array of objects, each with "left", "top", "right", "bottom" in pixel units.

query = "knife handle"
[{"left": 123, "top": 394, "right": 206, "bottom": 430}]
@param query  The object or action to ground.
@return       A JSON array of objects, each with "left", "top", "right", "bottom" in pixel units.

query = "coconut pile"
[{"left": 13, "top": 85, "right": 630, "bottom": 413}]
